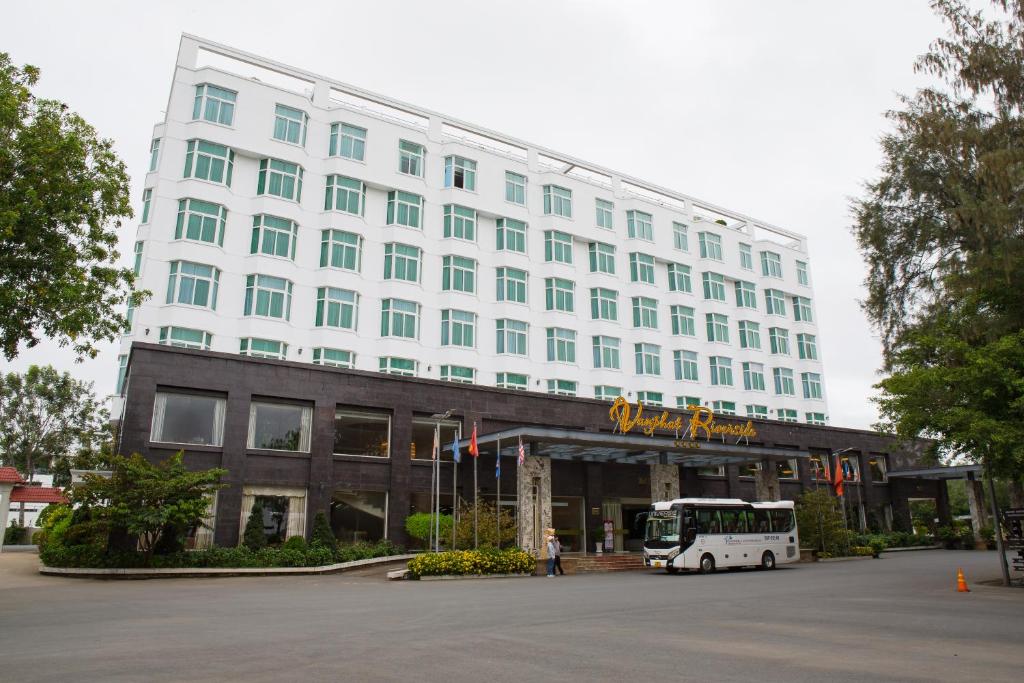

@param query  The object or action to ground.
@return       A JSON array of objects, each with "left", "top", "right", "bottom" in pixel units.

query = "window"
[
  {"left": 806, "top": 412, "right": 827, "bottom": 426},
  {"left": 809, "top": 453, "right": 830, "bottom": 480},
  {"left": 126, "top": 301, "right": 134, "bottom": 331},
  {"left": 667, "top": 263, "right": 692, "bottom": 293},
  {"left": 175, "top": 199, "right": 226, "bottom": 246},
  {"left": 709, "top": 356, "right": 733, "bottom": 386},
  {"left": 546, "top": 327, "right": 576, "bottom": 363},
  {"left": 116, "top": 355, "right": 127, "bottom": 395},
  {"left": 735, "top": 280, "right": 757, "bottom": 309},
  {"left": 743, "top": 362, "right": 766, "bottom": 391},
  {"left": 747, "top": 404, "right": 768, "bottom": 419},
  {"left": 769, "top": 327, "right": 790, "bottom": 355},
  {"left": 166, "top": 261, "right": 219, "bottom": 309},
  {"left": 594, "top": 385, "right": 622, "bottom": 401},
  {"left": 672, "top": 222, "right": 689, "bottom": 251},
  {"left": 239, "top": 338, "right": 288, "bottom": 359},
  {"left": 257, "top": 158, "right": 303, "bottom": 201},
  {"left": 381, "top": 299, "right": 419, "bottom": 339},
  {"left": 333, "top": 411, "right": 389, "bottom": 458},
  {"left": 632, "top": 296, "right": 658, "bottom": 329},
  {"left": 761, "top": 251, "right": 783, "bottom": 278},
  {"left": 698, "top": 232, "right": 723, "bottom": 260},
  {"left": 776, "top": 459, "right": 799, "bottom": 480},
  {"left": 273, "top": 104, "right": 308, "bottom": 145},
  {"left": 159, "top": 326, "right": 212, "bottom": 350},
  {"left": 320, "top": 230, "right": 362, "bottom": 271},
  {"left": 697, "top": 465, "right": 725, "bottom": 477},
  {"left": 496, "top": 319, "right": 528, "bottom": 355},
  {"left": 627, "top": 210, "right": 653, "bottom": 240},
  {"left": 674, "top": 350, "right": 699, "bottom": 381},
  {"left": 711, "top": 400, "right": 736, "bottom": 416},
  {"left": 193, "top": 84, "right": 236, "bottom": 125},
  {"left": 773, "top": 367, "right": 795, "bottom": 396},
  {"left": 330, "top": 123, "right": 366, "bottom": 160},
  {"left": 325, "top": 175, "right": 365, "bottom": 215},
  {"left": 183, "top": 140, "right": 234, "bottom": 186},
  {"left": 441, "top": 309, "right": 476, "bottom": 347},
  {"left": 383, "top": 243, "right": 421, "bottom": 282},
  {"left": 670, "top": 305, "right": 696, "bottom": 336},
  {"left": 312, "top": 348, "right": 354, "bottom": 368},
  {"left": 590, "top": 287, "right": 618, "bottom": 321},
  {"left": 589, "top": 242, "right": 616, "bottom": 274},
  {"left": 596, "top": 199, "right": 614, "bottom": 229},
  {"left": 677, "top": 396, "right": 701, "bottom": 410},
  {"left": 702, "top": 272, "right": 726, "bottom": 301},
  {"left": 739, "top": 243, "right": 753, "bottom": 270},
  {"left": 637, "top": 391, "right": 663, "bottom": 407},
  {"left": 635, "top": 343, "right": 661, "bottom": 375},
  {"left": 546, "top": 379, "right": 577, "bottom": 396},
  {"left": 868, "top": 455, "right": 887, "bottom": 482},
  {"left": 545, "top": 230, "right": 573, "bottom": 264},
  {"left": 133, "top": 241, "right": 144, "bottom": 276},
  {"left": 592, "top": 335, "right": 621, "bottom": 370},
  {"left": 496, "top": 267, "right": 528, "bottom": 303},
  {"left": 796, "top": 260, "right": 809, "bottom": 286},
  {"left": 545, "top": 277, "right": 575, "bottom": 312},
  {"left": 505, "top": 171, "right": 527, "bottom": 205},
  {"left": 441, "top": 365, "right": 475, "bottom": 384},
  {"left": 442, "top": 255, "right": 476, "bottom": 293},
  {"left": 497, "top": 372, "right": 529, "bottom": 390},
  {"left": 765, "top": 289, "right": 787, "bottom": 316},
  {"left": 444, "top": 205, "right": 476, "bottom": 240},
  {"left": 496, "top": 218, "right": 526, "bottom": 253},
  {"left": 778, "top": 408, "right": 798, "bottom": 423},
  {"left": 244, "top": 275, "right": 293, "bottom": 320},
  {"left": 331, "top": 490, "right": 387, "bottom": 542},
  {"left": 630, "top": 252, "right": 656, "bottom": 284},
  {"left": 738, "top": 321, "right": 761, "bottom": 349},
  {"left": 797, "top": 333, "right": 818, "bottom": 360},
  {"left": 706, "top": 313, "right": 729, "bottom": 343},
  {"left": 793, "top": 296, "right": 813, "bottom": 322},
  {"left": 399, "top": 140, "right": 425, "bottom": 176},
  {"left": 386, "top": 191, "right": 423, "bottom": 228},
  {"left": 379, "top": 357, "right": 417, "bottom": 376},
  {"left": 841, "top": 456, "right": 861, "bottom": 482},
  {"left": 543, "top": 185, "right": 572, "bottom": 217},
  {"left": 802, "top": 372, "right": 823, "bottom": 399},
  {"left": 151, "top": 391, "right": 226, "bottom": 446},
  {"left": 251, "top": 215, "right": 297, "bottom": 259},
  {"left": 444, "top": 155, "right": 477, "bottom": 190},
  {"left": 248, "top": 401, "right": 312, "bottom": 451},
  {"left": 315, "top": 287, "right": 358, "bottom": 329},
  {"left": 141, "top": 188, "right": 152, "bottom": 223}
]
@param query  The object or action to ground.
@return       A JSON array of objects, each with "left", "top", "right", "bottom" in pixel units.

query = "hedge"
[{"left": 406, "top": 548, "right": 536, "bottom": 578}]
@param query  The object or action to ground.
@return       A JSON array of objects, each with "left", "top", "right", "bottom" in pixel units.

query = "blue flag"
[
  {"left": 452, "top": 433, "right": 461, "bottom": 464},
  {"left": 496, "top": 452, "right": 501, "bottom": 479}
]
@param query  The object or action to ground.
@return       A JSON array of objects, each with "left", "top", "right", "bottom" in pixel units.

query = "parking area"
[{"left": 0, "top": 550, "right": 1021, "bottom": 682}]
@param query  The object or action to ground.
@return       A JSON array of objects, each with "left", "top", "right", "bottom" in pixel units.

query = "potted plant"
[{"left": 591, "top": 528, "right": 604, "bottom": 553}]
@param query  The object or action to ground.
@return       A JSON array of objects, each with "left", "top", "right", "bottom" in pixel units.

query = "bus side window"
[
  {"left": 752, "top": 509, "right": 770, "bottom": 533},
  {"left": 770, "top": 509, "right": 793, "bottom": 532},
  {"left": 696, "top": 508, "right": 719, "bottom": 534},
  {"left": 719, "top": 508, "right": 744, "bottom": 533}
]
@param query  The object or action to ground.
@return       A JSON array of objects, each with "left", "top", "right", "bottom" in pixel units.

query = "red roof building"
[
  {"left": 0, "top": 467, "right": 25, "bottom": 484},
  {"left": 9, "top": 487, "right": 68, "bottom": 504}
]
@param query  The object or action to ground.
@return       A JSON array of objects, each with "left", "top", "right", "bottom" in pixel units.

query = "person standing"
[
  {"left": 546, "top": 535, "right": 557, "bottom": 577},
  {"left": 553, "top": 536, "right": 565, "bottom": 576}
]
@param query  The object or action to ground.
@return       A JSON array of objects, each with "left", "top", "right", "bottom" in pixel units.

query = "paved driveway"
[{"left": 0, "top": 550, "right": 1020, "bottom": 682}]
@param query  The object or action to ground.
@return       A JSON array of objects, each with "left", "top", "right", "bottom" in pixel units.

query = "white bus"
[{"left": 643, "top": 498, "right": 799, "bottom": 574}]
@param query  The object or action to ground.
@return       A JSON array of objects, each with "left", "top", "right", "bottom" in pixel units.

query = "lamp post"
[{"left": 430, "top": 411, "right": 453, "bottom": 552}]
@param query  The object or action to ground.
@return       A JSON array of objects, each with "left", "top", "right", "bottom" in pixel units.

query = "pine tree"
[
  {"left": 310, "top": 511, "right": 336, "bottom": 548},
  {"left": 242, "top": 502, "right": 266, "bottom": 551}
]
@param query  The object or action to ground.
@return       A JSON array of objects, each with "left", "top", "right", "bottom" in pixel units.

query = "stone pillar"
[
  {"left": 0, "top": 483, "right": 14, "bottom": 553},
  {"left": 650, "top": 463, "right": 680, "bottom": 503},
  {"left": 214, "top": 391, "right": 252, "bottom": 547},
  {"left": 936, "top": 480, "right": 953, "bottom": 527},
  {"left": 755, "top": 459, "right": 781, "bottom": 501},
  {"left": 965, "top": 474, "right": 989, "bottom": 550},
  {"left": 517, "top": 455, "right": 551, "bottom": 558}
]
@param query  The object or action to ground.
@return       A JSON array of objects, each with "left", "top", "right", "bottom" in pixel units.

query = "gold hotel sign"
[{"left": 608, "top": 396, "right": 757, "bottom": 446}]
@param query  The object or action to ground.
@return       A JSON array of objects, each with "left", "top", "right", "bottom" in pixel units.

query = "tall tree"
[
  {"left": 852, "top": 0, "right": 1024, "bottom": 479},
  {"left": 0, "top": 52, "right": 145, "bottom": 361}
]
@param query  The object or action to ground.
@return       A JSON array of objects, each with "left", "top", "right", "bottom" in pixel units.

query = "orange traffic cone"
[{"left": 956, "top": 567, "right": 970, "bottom": 592}]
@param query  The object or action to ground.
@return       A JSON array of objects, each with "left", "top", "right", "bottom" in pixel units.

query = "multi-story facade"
[{"left": 118, "top": 35, "right": 827, "bottom": 425}]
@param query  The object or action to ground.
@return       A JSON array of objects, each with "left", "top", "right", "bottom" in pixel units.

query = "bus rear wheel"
[
  {"left": 699, "top": 553, "right": 715, "bottom": 574},
  {"left": 760, "top": 551, "right": 776, "bottom": 570}
]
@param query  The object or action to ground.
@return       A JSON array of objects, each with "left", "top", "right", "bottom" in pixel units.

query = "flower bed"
[{"left": 406, "top": 548, "right": 535, "bottom": 579}]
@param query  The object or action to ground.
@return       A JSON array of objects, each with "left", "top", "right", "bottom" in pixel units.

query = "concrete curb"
[
  {"left": 883, "top": 545, "right": 942, "bottom": 553},
  {"left": 416, "top": 573, "right": 532, "bottom": 581},
  {"left": 817, "top": 555, "right": 875, "bottom": 563},
  {"left": 0, "top": 545, "right": 38, "bottom": 553},
  {"left": 38, "top": 554, "right": 417, "bottom": 579}
]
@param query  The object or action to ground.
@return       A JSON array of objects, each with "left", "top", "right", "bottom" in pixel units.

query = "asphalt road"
[{"left": 0, "top": 550, "right": 1021, "bottom": 682}]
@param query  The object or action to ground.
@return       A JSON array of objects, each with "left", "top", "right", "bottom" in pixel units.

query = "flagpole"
[
  {"left": 452, "top": 430, "right": 458, "bottom": 550},
  {"left": 435, "top": 424, "right": 441, "bottom": 551},
  {"left": 474, "top": 453, "right": 479, "bottom": 550},
  {"left": 496, "top": 438, "right": 501, "bottom": 551},
  {"left": 428, "top": 427, "right": 435, "bottom": 552}
]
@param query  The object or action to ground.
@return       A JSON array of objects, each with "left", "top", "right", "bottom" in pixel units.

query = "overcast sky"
[{"left": 1, "top": 0, "right": 950, "bottom": 429}]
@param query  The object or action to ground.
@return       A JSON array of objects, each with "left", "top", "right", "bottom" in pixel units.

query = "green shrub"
[
  {"left": 868, "top": 537, "right": 887, "bottom": 557},
  {"left": 4, "top": 521, "right": 26, "bottom": 545},
  {"left": 282, "top": 535, "right": 307, "bottom": 552},
  {"left": 979, "top": 525, "right": 995, "bottom": 542},
  {"left": 851, "top": 546, "right": 875, "bottom": 557},
  {"left": 406, "top": 548, "right": 535, "bottom": 578},
  {"left": 310, "top": 511, "right": 336, "bottom": 548},
  {"left": 404, "top": 512, "right": 453, "bottom": 548},
  {"left": 305, "top": 544, "right": 336, "bottom": 566},
  {"left": 242, "top": 502, "right": 266, "bottom": 551}
]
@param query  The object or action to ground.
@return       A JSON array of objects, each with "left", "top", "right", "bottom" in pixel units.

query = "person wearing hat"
[{"left": 546, "top": 534, "right": 557, "bottom": 577}]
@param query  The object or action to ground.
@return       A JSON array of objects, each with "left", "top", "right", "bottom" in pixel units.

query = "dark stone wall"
[{"left": 120, "top": 344, "right": 939, "bottom": 547}]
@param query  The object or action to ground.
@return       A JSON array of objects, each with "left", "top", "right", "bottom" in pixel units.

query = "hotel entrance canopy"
[
  {"left": 887, "top": 464, "right": 983, "bottom": 480},
  {"left": 451, "top": 426, "right": 808, "bottom": 467}
]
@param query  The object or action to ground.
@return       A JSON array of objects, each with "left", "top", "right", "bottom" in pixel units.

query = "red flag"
[
  {"left": 832, "top": 454, "right": 844, "bottom": 497},
  {"left": 469, "top": 421, "right": 479, "bottom": 458}
]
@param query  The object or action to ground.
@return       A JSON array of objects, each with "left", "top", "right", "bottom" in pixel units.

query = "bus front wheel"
[
  {"left": 666, "top": 566, "right": 679, "bottom": 575},
  {"left": 760, "top": 551, "right": 776, "bottom": 570},
  {"left": 699, "top": 553, "right": 715, "bottom": 574}
]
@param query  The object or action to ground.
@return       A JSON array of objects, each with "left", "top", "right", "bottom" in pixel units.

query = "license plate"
[{"left": 652, "top": 560, "right": 664, "bottom": 568}]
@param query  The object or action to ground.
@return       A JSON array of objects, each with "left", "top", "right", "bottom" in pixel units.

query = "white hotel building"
[{"left": 118, "top": 34, "right": 827, "bottom": 425}]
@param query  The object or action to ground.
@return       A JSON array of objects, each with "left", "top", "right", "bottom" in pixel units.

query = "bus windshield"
[{"left": 645, "top": 513, "right": 680, "bottom": 543}]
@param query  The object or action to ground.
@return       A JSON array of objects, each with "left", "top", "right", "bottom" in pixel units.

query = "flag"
[
  {"left": 832, "top": 454, "right": 844, "bottom": 497},
  {"left": 432, "top": 425, "right": 439, "bottom": 461},
  {"left": 517, "top": 436, "right": 526, "bottom": 466},
  {"left": 452, "top": 431, "right": 461, "bottom": 464},
  {"left": 469, "top": 422, "right": 479, "bottom": 458},
  {"left": 496, "top": 449, "right": 501, "bottom": 479}
]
